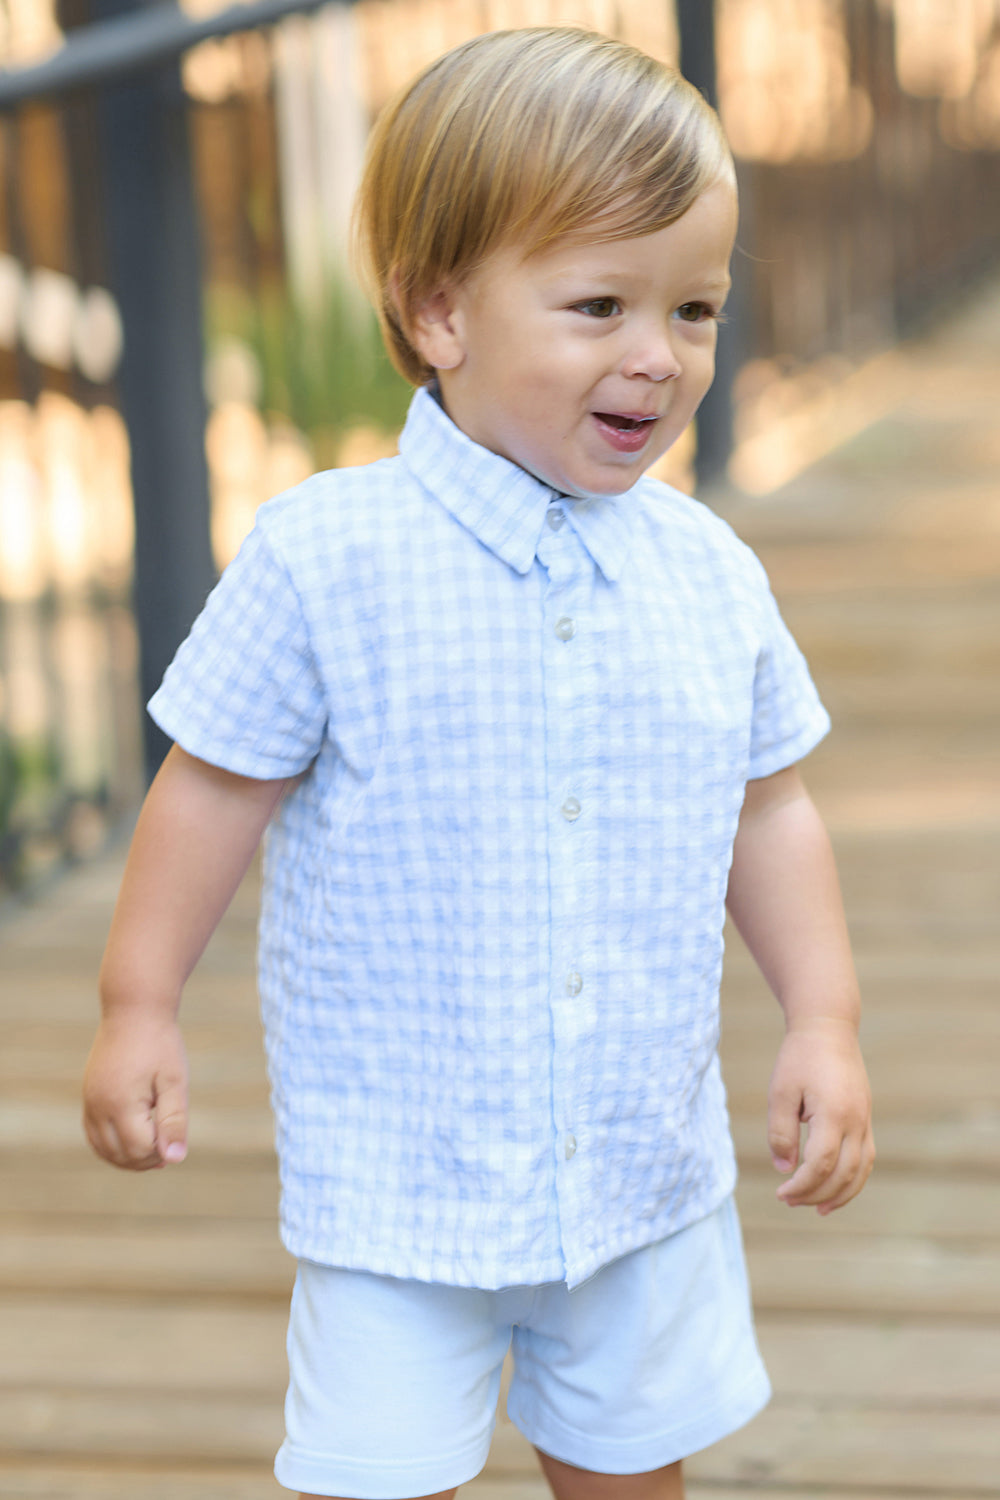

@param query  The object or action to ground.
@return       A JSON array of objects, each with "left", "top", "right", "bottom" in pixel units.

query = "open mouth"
[
  {"left": 592, "top": 411, "right": 659, "bottom": 455},
  {"left": 594, "top": 412, "right": 655, "bottom": 431}
]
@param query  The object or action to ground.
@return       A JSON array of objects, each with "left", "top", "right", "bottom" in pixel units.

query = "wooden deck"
[{"left": 2, "top": 283, "right": 999, "bottom": 1499}]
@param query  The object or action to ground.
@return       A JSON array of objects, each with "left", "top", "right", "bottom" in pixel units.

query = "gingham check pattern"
[{"left": 150, "top": 388, "right": 830, "bottom": 1289}]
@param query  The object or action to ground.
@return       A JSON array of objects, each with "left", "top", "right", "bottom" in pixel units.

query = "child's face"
[{"left": 413, "top": 180, "right": 738, "bottom": 498}]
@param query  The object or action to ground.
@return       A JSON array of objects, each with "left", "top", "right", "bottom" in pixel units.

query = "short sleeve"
[
  {"left": 148, "top": 522, "right": 327, "bottom": 779},
  {"left": 747, "top": 573, "right": 831, "bottom": 780}
]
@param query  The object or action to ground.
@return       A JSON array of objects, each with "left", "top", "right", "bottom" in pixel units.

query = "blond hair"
[{"left": 354, "top": 26, "right": 734, "bottom": 386}]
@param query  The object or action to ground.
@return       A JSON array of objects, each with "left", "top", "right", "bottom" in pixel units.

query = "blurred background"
[
  {"left": 0, "top": 0, "right": 998, "bottom": 891},
  {"left": 1, "top": 6, "right": 999, "bottom": 1497}
]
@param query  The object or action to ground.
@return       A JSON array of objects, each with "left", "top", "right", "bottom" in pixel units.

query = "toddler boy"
[{"left": 84, "top": 27, "right": 874, "bottom": 1500}]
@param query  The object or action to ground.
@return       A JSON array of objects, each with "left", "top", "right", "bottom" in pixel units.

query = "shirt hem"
[
  {"left": 274, "top": 1427, "right": 492, "bottom": 1499},
  {"left": 278, "top": 1168, "right": 738, "bottom": 1291},
  {"left": 511, "top": 1362, "right": 771, "bottom": 1471},
  {"left": 147, "top": 696, "right": 315, "bottom": 781},
  {"left": 747, "top": 707, "right": 831, "bottom": 782}
]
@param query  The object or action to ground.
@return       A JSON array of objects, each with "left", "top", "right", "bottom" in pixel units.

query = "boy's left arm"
[{"left": 726, "top": 764, "right": 875, "bottom": 1214}]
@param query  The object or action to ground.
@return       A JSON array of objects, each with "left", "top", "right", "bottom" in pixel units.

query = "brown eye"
[
  {"left": 578, "top": 298, "right": 620, "bottom": 318},
  {"left": 676, "top": 302, "right": 713, "bottom": 323}
]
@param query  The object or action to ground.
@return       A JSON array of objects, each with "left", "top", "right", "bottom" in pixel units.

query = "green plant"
[{"left": 205, "top": 274, "right": 412, "bottom": 453}]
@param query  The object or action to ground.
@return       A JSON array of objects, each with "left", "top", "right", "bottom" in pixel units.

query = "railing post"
[
  {"left": 89, "top": 0, "right": 216, "bottom": 779},
  {"left": 676, "top": 0, "right": 738, "bottom": 493}
]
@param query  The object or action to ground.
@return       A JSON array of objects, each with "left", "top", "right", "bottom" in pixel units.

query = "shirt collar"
[{"left": 398, "top": 387, "right": 637, "bottom": 582}]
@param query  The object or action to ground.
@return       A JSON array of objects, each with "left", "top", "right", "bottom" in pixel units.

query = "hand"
[
  {"left": 83, "top": 1015, "right": 189, "bottom": 1171},
  {"left": 767, "top": 1018, "right": 874, "bottom": 1214}
]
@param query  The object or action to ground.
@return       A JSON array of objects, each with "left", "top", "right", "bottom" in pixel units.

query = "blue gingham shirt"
[{"left": 150, "top": 387, "right": 829, "bottom": 1290}]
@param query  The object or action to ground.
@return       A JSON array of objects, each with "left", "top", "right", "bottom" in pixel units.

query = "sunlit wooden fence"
[{"left": 1, "top": 0, "right": 999, "bottom": 891}]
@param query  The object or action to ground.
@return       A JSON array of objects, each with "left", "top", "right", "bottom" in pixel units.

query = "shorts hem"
[
  {"left": 508, "top": 1366, "right": 772, "bottom": 1474},
  {"left": 273, "top": 1427, "right": 492, "bottom": 1498}
]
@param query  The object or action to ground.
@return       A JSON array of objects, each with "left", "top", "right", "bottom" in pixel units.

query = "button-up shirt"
[{"left": 149, "top": 388, "right": 829, "bottom": 1289}]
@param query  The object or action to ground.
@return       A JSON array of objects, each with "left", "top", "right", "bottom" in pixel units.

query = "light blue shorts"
[{"left": 274, "top": 1195, "right": 770, "bottom": 1498}]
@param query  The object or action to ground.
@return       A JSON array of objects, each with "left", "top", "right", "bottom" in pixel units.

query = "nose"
[{"left": 621, "top": 324, "right": 682, "bottom": 382}]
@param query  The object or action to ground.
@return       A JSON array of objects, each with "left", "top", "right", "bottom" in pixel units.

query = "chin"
[
  {"left": 526, "top": 453, "right": 643, "bottom": 500},
  {"left": 561, "top": 472, "right": 643, "bottom": 501}
]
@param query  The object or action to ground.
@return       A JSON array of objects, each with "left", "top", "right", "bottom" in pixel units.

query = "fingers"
[
  {"left": 776, "top": 1122, "right": 846, "bottom": 1205},
  {"left": 154, "top": 1077, "right": 189, "bottom": 1165},
  {"left": 82, "top": 1020, "right": 189, "bottom": 1172},
  {"left": 83, "top": 1098, "right": 163, "bottom": 1171},
  {"left": 776, "top": 1120, "right": 875, "bottom": 1213},
  {"left": 815, "top": 1126, "right": 875, "bottom": 1214},
  {"left": 767, "top": 1080, "right": 802, "bottom": 1176},
  {"left": 767, "top": 1026, "right": 874, "bottom": 1215},
  {"left": 83, "top": 1055, "right": 188, "bottom": 1172}
]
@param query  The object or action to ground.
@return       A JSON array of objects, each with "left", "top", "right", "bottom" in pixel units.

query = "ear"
[{"left": 406, "top": 284, "right": 468, "bottom": 373}]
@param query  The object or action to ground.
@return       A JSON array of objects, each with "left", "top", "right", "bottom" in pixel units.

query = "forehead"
[{"left": 486, "top": 183, "right": 739, "bottom": 290}]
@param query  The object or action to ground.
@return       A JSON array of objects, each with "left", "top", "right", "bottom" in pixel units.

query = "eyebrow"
[{"left": 542, "top": 264, "right": 733, "bottom": 292}]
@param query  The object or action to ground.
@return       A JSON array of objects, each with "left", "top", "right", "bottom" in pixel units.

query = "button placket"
[{"left": 538, "top": 518, "right": 592, "bottom": 1225}]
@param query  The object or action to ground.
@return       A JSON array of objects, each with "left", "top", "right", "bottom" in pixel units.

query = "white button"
[
  {"left": 561, "top": 797, "right": 581, "bottom": 821},
  {"left": 554, "top": 616, "right": 575, "bottom": 641},
  {"left": 565, "top": 971, "right": 583, "bottom": 996},
  {"left": 564, "top": 1133, "right": 577, "bottom": 1160},
  {"left": 547, "top": 509, "right": 566, "bottom": 531}
]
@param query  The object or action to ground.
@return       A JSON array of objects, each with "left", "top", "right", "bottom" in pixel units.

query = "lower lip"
[{"left": 592, "top": 415, "right": 656, "bottom": 454}]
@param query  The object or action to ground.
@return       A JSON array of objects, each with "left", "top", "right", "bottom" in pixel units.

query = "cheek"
[
  {"left": 501, "top": 363, "right": 569, "bottom": 419},
  {"left": 683, "top": 341, "right": 717, "bottom": 398},
  {"left": 698, "top": 333, "right": 719, "bottom": 377}
]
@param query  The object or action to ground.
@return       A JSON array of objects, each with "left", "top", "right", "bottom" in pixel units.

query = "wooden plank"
[
  {"left": 726, "top": 945, "right": 1000, "bottom": 985},
  {"left": 0, "top": 1390, "right": 283, "bottom": 1464},
  {"left": 0, "top": 1101, "right": 275, "bottom": 1154},
  {"left": 735, "top": 1169, "right": 1000, "bottom": 1239},
  {"left": 722, "top": 1054, "right": 1000, "bottom": 1115},
  {"left": 0, "top": 970, "right": 258, "bottom": 1023},
  {"left": 0, "top": 1466, "right": 285, "bottom": 1500},
  {"left": 3, "top": 1075, "right": 271, "bottom": 1107},
  {"left": 721, "top": 1015, "right": 1000, "bottom": 1059},
  {"left": 0, "top": 1020, "right": 266, "bottom": 1049},
  {"left": 731, "top": 1113, "right": 1000, "bottom": 1172},
  {"left": 744, "top": 1235, "right": 1000, "bottom": 1317},
  {"left": 0, "top": 1031, "right": 270, "bottom": 1092},
  {"left": 0, "top": 1473, "right": 911, "bottom": 1500},
  {"left": 665, "top": 1491, "right": 916, "bottom": 1500},
  {"left": 686, "top": 1402, "right": 1000, "bottom": 1492},
  {"left": 0, "top": 1295, "right": 288, "bottom": 1391},
  {"left": 0, "top": 1159, "right": 279, "bottom": 1219},
  {"left": 723, "top": 990, "right": 1000, "bottom": 1026},
  {"left": 0, "top": 1223, "right": 293, "bottom": 1296},
  {"left": 753, "top": 1314, "right": 1000, "bottom": 1402},
  {"left": 10, "top": 1387, "right": 1000, "bottom": 1492},
  {"left": 490, "top": 1401, "right": 1000, "bottom": 1492},
  {"left": 466, "top": 1483, "right": 548, "bottom": 1500}
]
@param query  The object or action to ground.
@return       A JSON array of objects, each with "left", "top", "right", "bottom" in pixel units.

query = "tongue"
[{"left": 597, "top": 413, "right": 639, "bottom": 430}]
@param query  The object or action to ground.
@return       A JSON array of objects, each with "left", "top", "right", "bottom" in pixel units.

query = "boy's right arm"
[{"left": 83, "top": 745, "right": 289, "bottom": 1172}]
